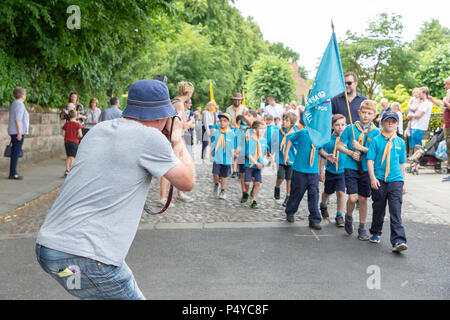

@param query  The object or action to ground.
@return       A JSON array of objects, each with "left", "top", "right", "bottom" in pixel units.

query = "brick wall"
[{"left": 0, "top": 110, "right": 65, "bottom": 172}]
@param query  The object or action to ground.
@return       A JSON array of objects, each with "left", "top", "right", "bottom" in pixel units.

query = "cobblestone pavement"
[{"left": 0, "top": 144, "right": 447, "bottom": 238}]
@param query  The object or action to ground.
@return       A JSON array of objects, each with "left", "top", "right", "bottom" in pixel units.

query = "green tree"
[
  {"left": 410, "top": 19, "right": 450, "bottom": 52},
  {"left": 245, "top": 55, "right": 296, "bottom": 109},
  {"left": 339, "top": 13, "right": 416, "bottom": 99},
  {"left": 415, "top": 43, "right": 450, "bottom": 98}
]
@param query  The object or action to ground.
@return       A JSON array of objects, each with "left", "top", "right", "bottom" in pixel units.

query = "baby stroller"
[{"left": 407, "top": 127, "right": 447, "bottom": 175}]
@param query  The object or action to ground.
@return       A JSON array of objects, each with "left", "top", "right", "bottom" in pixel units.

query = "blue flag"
[{"left": 303, "top": 32, "right": 345, "bottom": 147}]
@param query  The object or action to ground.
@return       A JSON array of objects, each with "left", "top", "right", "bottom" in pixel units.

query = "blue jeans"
[
  {"left": 35, "top": 244, "right": 145, "bottom": 300},
  {"left": 9, "top": 134, "right": 24, "bottom": 177}
]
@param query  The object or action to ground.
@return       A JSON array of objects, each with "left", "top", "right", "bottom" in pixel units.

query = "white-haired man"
[{"left": 377, "top": 98, "right": 391, "bottom": 128}]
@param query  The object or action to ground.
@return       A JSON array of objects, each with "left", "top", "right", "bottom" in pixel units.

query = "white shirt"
[
  {"left": 263, "top": 103, "right": 284, "bottom": 120},
  {"left": 411, "top": 100, "right": 432, "bottom": 131},
  {"left": 226, "top": 104, "right": 248, "bottom": 127}
]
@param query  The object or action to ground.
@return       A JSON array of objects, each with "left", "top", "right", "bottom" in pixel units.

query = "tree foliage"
[
  {"left": 245, "top": 55, "right": 297, "bottom": 109},
  {"left": 410, "top": 19, "right": 450, "bottom": 53}
]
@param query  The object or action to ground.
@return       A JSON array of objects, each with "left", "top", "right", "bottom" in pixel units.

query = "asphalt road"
[{"left": 1, "top": 220, "right": 448, "bottom": 300}]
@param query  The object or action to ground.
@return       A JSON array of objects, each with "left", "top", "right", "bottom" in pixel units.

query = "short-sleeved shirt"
[
  {"left": 99, "top": 105, "right": 122, "bottom": 122},
  {"left": 245, "top": 135, "right": 267, "bottom": 168},
  {"left": 320, "top": 134, "right": 346, "bottom": 175},
  {"left": 62, "top": 121, "right": 82, "bottom": 144},
  {"left": 211, "top": 129, "right": 236, "bottom": 165},
  {"left": 411, "top": 100, "right": 432, "bottom": 131},
  {"left": 8, "top": 99, "right": 29, "bottom": 135},
  {"left": 263, "top": 104, "right": 285, "bottom": 120},
  {"left": 289, "top": 129, "right": 320, "bottom": 174},
  {"left": 226, "top": 105, "right": 248, "bottom": 127},
  {"left": 84, "top": 107, "right": 102, "bottom": 129},
  {"left": 331, "top": 92, "right": 367, "bottom": 124},
  {"left": 36, "top": 118, "right": 180, "bottom": 266},
  {"left": 272, "top": 127, "right": 297, "bottom": 166},
  {"left": 341, "top": 122, "right": 381, "bottom": 172},
  {"left": 367, "top": 135, "right": 406, "bottom": 182},
  {"left": 265, "top": 124, "right": 278, "bottom": 153}
]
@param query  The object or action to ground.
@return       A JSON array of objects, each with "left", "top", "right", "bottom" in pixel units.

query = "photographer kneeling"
[{"left": 35, "top": 79, "right": 195, "bottom": 300}]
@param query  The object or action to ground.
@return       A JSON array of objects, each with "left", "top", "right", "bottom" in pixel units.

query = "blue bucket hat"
[{"left": 123, "top": 79, "right": 177, "bottom": 121}]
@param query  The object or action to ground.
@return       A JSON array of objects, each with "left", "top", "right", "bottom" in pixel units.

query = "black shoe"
[
  {"left": 8, "top": 174, "right": 23, "bottom": 180},
  {"left": 250, "top": 200, "right": 259, "bottom": 209},
  {"left": 309, "top": 221, "right": 322, "bottom": 230},
  {"left": 320, "top": 205, "right": 329, "bottom": 219},
  {"left": 240, "top": 192, "right": 249, "bottom": 203},
  {"left": 282, "top": 196, "right": 289, "bottom": 207},
  {"left": 286, "top": 215, "right": 295, "bottom": 223},
  {"left": 274, "top": 187, "right": 280, "bottom": 200},
  {"left": 335, "top": 215, "right": 344, "bottom": 227},
  {"left": 231, "top": 172, "right": 237, "bottom": 178}
]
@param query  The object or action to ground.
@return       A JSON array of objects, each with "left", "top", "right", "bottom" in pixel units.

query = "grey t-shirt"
[
  {"left": 99, "top": 105, "right": 122, "bottom": 122},
  {"left": 8, "top": 99, "right": 29, "bottom": 135},
  {"left": 36, "top": 118, "right": 179, "bottom": 266}
]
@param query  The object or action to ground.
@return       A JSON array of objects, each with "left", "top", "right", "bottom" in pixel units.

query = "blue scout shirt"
[
  {"left": 289, "top": 129, "right": 320, "bottom": 174},
  {"left": 274, "top": 127, "right": 297, "bottom": 166},
  {"left": 245, "top": 135, "right": 267, "bottom": 168},
  {"left": 265, "top": 124, "right": 277, "bottom": 153},
  {"left": 320, "top": 134, "right": 346, "bottom": 175},
  {"left": 236, "top": 125, "right": 249, "bottom": 165},
  {"left": 211, "top": 129, "right": 236, "bottom": 165},
  {"left": 367, "top": 134, "right": 406, "bottom": 182},
  {"left": 341, "top": 122, "right": 380, "bottom": 172}
]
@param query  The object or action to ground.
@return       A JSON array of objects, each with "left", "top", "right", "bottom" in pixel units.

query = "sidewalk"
[{"left": 0, "top": 157, "right": 66, "bottom": 217}]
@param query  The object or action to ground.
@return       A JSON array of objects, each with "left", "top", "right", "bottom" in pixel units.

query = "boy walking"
[
  {"left": 62, "top": 110, "right": 83, "bottom": 176},
  {"left": 210, "top": 113, "right": 236, "bottom": 199},
  {"left": 273, "top": 112, "right": 298, "bottom": 207},
  {"left": 367, "top": 111, "right": 408, "bottom": 252},
  {"left": 319, "top": 114, "right": 347, "bottom": 227},
  {"left": 244, "top": 120, "right": 267, "bottom": 208},
  {"left": 283, "top": 128, "right": 324, "bottom": 229},
  {"left": 337, "top": 100, "right": 381, "bottom": 240}
]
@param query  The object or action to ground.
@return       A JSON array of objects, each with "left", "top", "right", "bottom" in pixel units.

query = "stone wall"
[{"left": 0, "top": 110, "right": 65, "bottom": 172}]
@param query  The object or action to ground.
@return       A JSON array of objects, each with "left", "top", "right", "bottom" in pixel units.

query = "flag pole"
[{"left": 332, "top": 19, "right": 356, "bottom": 141}]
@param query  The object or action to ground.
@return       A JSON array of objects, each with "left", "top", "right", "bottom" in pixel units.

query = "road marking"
[
  {"left": 310, "top": 229, "right": 320, "bottom": 241},
  {"left": 401, "top": 280, "right": 408, "bottom": 287}
]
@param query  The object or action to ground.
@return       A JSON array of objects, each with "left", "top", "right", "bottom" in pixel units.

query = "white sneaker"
[
  {"left": 177, "top": 193, "right": 194, "bottom": 203},
  {"left": 156, "top": 199, "right": 175, "bottom": 208}
]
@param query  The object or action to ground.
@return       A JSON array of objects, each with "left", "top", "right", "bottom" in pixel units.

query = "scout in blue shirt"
[
  {"left": 210, "top": 113, "right": 236, "bottom": 199},
  {"left": 318, "top": 114, "right": 347, "bottom": 227},
  {"left": 231, "top": 115, "right": 245, "bottom": 178},
  {"left": 367, "top": 111, "right": 408, "bottom": 252},
  {"left": 264, "top": 114, "right": 277, "bottom": 154},
  {"left": 244, "top": 120, "right": 267, "bottom": 209},
  {"left": 271, "top": 112, "right": 298, "bottom": 206},
  {"left": 283, "top": 128, "right": 322, "bottom": 229},
  {"left": 336, "top": 100, "right": 380, "bottom": 240}
]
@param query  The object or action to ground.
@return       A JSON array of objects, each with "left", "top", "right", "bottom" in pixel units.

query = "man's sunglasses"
[{"left": 345, "top": 81, "right": 354, "bottom": 86}]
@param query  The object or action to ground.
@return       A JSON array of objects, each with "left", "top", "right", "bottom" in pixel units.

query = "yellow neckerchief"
[
  {"left": 354, "top": 121, "right": 376, "bottom": 147},
  {"left": 310, "top": 144, "right": 316, "bottom": 167},
  {"left": 332, "top": 132, "right": 341, "bottom": 171},
  {"left": 215, "top": 127, "right": 231, "bottom": 153},
  {"left": 232, "top": 105, "right": 242, "bottom": 128},
  {"left": 280, "top": 127, "right": 295, "bottom": 154},
  {"left": 249, "top": 134, "right": 262, "bottom": 168},
  {"left": 380, "top": 130, "right": 397, "bottom": 182}
]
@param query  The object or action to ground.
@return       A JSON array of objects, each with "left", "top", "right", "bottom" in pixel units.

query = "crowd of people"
[{"left": 3, "top": 75, "right": 448, "bottom": 300}]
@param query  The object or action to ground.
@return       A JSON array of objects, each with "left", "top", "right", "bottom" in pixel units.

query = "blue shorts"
[
  {"left": 409, "top": 129, "right": 424, "bottom": 148},
  {"left": 212, "top": 163, "right": 231, "bottom": 178},
  {"left": 244, "top": 167, "right": 262, "bottom": 183},
  {"left": 344, "top": 168, "right": 371, "bottom": 197},
  {"left": 239, "top": 164, "right": 246, "bottom": 173},
  {"left": 324, "top": 171, "right": 346, "bottom": 194}
]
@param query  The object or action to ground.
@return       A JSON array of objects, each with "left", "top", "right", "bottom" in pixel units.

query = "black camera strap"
[{"left": 144, "top": 115, "right": 180, "bottom": 215}]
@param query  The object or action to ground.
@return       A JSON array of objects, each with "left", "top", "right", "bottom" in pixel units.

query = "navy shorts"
[
  {"left": 344, "top": 169, "right": 371, "bottom": 197},
  {"left": 324, "top": 171, "right": 345, "bottom": 195},
  {"left": 244, "top": 167, "right": 262, "bottom": 183},
  {"left": 239, "top": 164, "right": 246, "bottom": 173},
  {"left": 277, "top": 164, "right": 293, "bottom": 180},
  {"left": 64, "top": 142, "right": 79, "bottom": 158},
  {"left": 212, "top": 163, "right": 231, "bottom": 178}
]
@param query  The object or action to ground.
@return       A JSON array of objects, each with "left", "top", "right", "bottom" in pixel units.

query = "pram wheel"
[{"left": 441, "top": 168, "right": 448, "bottom": 174}]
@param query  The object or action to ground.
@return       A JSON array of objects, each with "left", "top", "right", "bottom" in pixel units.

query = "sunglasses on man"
[{"left": 345, "top": 81, "right": 354, "bottom": 86}]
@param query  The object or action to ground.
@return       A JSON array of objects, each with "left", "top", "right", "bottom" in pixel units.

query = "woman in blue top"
[{"left": 7, "top": 87, "right": 29, "bottom": 180}]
